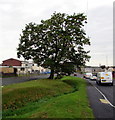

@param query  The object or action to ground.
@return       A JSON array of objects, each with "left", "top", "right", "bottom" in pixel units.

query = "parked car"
[
  {"left": 90, "top": 75, "right": 97, "bottom": 80},
  {"left": 84, "top": 73, "right": 92, "bottom": 79},
  {"left": 96, "top": 72, "right": 113, "bottom": 86}
]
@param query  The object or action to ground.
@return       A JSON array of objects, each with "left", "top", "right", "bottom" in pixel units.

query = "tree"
[
  {"left": 17, "top": 12, "right": 90, "bottom": 79},
  {"left": 100, "top": 65, "right": 106, "bottom": 69},
  {"left": 60, "top": 62, "right": 76, "bottom": 76}
]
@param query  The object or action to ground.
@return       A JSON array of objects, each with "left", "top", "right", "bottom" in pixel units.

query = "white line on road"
[{"left": 87, "top": 80, "right": 115, "bottom": 108}]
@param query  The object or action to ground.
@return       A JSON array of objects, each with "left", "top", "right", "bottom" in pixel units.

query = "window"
[{"left": 21, "top": 68, "right": 25, "bottom": 71}]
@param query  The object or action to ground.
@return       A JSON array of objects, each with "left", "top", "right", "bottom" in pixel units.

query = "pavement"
[{"left": 2, "top": 74, "right": 49, "bottom": 86}]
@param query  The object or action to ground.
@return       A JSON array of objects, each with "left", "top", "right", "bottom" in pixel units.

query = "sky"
[{"left": 0, "top": 0, "right": 114, "bottom": 66}]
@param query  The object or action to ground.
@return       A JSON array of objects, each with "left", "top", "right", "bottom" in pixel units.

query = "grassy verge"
[{"left": 2, "top": 76, "right": 94, "bottom": 118}]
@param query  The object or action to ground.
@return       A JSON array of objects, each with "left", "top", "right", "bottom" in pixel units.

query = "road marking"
[
  {"left": 100, "top": 99, "right": 109, "bottom": 104},
  {"left": 87, "top": 80, "right": 115, "bottom": 108}
]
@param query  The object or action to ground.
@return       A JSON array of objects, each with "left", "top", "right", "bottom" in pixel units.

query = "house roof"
[{"left": 3, "top": 58, "right": 21, "bottom": 62}]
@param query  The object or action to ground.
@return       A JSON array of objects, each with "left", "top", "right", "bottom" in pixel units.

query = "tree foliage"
[
  {"left": 17, "top": 12, "right": 90, "bottom": 79},
  {"left": 61, "top": 62, "right": 76, "bottom": 76},
  {"left": 100, "top": 65, "right": 106, "bottom": 69}
]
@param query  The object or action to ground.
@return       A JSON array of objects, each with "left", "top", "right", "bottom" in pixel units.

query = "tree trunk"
[{"left": 48, "top": 69, "right": 54, "bottom": 79}]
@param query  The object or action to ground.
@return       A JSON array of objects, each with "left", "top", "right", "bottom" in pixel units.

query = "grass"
[
  {"left": 2, "top": 76, "right": 94, "bottom": 118},
  {"left": 3, "top": 79, "right": 73, "bottom": 110}
]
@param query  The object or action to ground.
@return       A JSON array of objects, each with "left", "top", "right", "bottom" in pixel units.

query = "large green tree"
[{"left": 17, "top": 12, "right": 90, "bottom": 79}]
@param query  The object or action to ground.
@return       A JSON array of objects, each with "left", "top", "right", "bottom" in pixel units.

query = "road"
[
  {"left": 74, "top": 73, "right": 115, "bottom": 118},
  {"left": 86, "top": 78, "right": 115, "bottom": 119},
  {"left": 2, "top": 74, "right": 49, "bottom": 86},
  {"left": 1, "top": 73, "right": 115, "bottom": 118}
]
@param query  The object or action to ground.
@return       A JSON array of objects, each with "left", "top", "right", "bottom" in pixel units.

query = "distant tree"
[
  {"left": 100, "top": 65, "right": 106, "bottom": 69},
  {"left": 17, "top": 12, "right": 90, "bottom": 79},
  {"left": 60, "top": 62, "right": 76, "bottom": 76}
]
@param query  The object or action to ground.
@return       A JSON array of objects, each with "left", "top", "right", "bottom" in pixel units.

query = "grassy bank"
[{"left": 2, "top": 76, "right": 94, "bottom": 118}]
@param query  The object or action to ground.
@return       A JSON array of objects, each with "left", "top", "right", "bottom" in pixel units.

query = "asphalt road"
[
  {"left": 2, "top": 73, "right": 115, "bottom": 119},
  {"left": 2, "top": 74, "right": 49, "bottom": 86},
  {"left": 86, "top": 78, "right": 115, "bottom": 119}
]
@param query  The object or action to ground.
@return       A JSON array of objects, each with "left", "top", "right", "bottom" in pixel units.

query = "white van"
[
  {"left": 96, "top": 72, "right": 113, "bottom": 86},
  {"left": 84, "top": 73, "right": 92, "bottom": 79}
]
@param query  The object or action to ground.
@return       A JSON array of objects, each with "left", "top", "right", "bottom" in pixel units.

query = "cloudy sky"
[{"left": 0, "top": 0, "right": 114, "bottom": 66}]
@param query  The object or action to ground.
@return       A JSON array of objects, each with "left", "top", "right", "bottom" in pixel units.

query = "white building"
[{"left": 17, "top": 61, "right": 50, "bottom": 75}]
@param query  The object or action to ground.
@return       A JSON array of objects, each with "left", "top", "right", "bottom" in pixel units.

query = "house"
[
  {"left": 84, "top": 66, "right": 102, "bottom": 73},
  {"left": 31, "top": 63, "right": 45, "bottom": 73},
  {"left": 18, "top": 61, "right": 33, "bottom": 74},
  {"left": 1, "top": 58, "right": 50, "bottom": 75},
  {"left": 1, "top": 58, "right": 22, "bottom": 76},
  {"left": 18, "top": 61, "right": 49, "bottom": 74},
  {"left": 85, "top": 66, "right": 115, "bottom": 73},
  {"left": 2, "top": 58, "right": 22, "bottom": 66}
]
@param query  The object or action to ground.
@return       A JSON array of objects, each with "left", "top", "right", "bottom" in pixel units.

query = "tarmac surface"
[
  {"left": 74, "top": 73, "right": 115, "bottom": 119},
  {"left": 86, "top": 78, "right": 115, "bottom": 119},
  {"left": 2, "top": 74, "right": 49, "bottom": 86}
]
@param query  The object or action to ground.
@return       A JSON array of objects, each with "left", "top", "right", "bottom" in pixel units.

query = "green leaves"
[{"left": 17, "top": 12, "right": 90, "bottom": 78}]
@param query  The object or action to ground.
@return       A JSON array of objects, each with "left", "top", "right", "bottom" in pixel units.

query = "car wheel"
[
  {"left": 99, "top": 81, "right": 101, "bottom": 85},
  {"left": 97, "top": 80, "right": 101, "bottom": 85},
  {"left": 96, "top": 81, "right": 98, "bottom": 85},
  {"left": 110, "top": 83, "right": 113, "bottom": 86}
]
